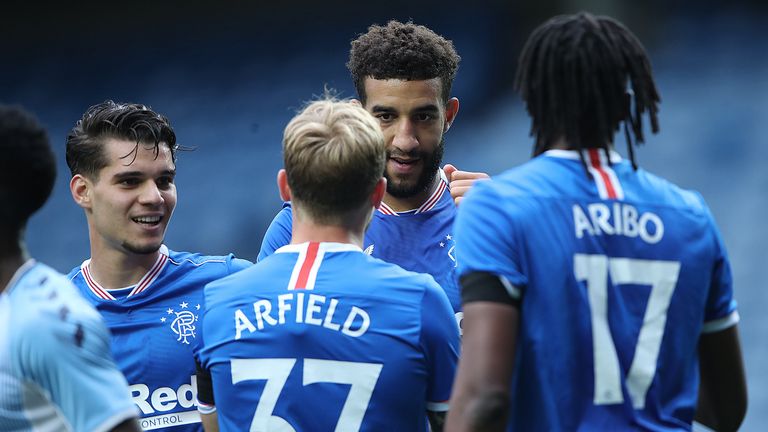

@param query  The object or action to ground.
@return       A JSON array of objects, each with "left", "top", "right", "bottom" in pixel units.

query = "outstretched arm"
[
  {"left": 443, "top": 164, "right": 490, "bottom": 206},
  {"left": 695, "top": 325, "right": 747, "bottom": 432}
]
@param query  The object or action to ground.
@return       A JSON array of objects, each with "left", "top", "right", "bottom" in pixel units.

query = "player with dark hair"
[
  {"left": 447, "top": 12, "right": 747, "bottom": 432},
  {"left": 260, "top": 20, "right": 488, "bottom": 331},
  {"left": 197, "top": 98, "right": 459, "bottom": 431},
  {"left": 65, "top": 101, "right": 251, "bottom": 431},
  {"left": 0, "top": 105, "right": 141, "bottom": 432}
]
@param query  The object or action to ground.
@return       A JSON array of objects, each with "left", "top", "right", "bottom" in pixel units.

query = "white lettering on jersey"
[
  {"left": 130, "top": 375, "right": 198, "bottom": 415},
  {"left": 233, "top": 294, "right": 371, "bottom": 339},
  {"left": 573, "top": 203, "right": 664, "bottom": 244}
]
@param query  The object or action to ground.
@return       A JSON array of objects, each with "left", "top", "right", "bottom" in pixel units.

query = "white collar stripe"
[
  {"left": 377, "top": 203, "right": 398, "bottom": 216},
  {"left": 82, "top": 264, "right": 116, "bottom": 300},
  {"left": 418, "top": 178, "right": 448, "bottom": 213},
  {"left": 287, "top": 242, "right": 323, "bottom": 290},
  {"left": 586, "top": 149, "right": 624, "bottom": 200},
  {"left": 129, "top": 252, "right": 169, "bottom": 297}
]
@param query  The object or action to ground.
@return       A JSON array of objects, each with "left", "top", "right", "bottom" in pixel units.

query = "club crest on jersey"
[
  {"left": 159, "top": 301, "right": 199, "bottom": 344},
  {"left": 439, "top": 234, "right": 457, "bottom": 268}
]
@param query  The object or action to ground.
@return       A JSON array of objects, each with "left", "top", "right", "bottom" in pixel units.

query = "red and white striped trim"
[
  {"left": 377, "top": 170, "right": 449, "bottom": 215},
  {"left": 80, "top": 245, "right": 169, "bottom": 300},
  {"left": 585, "top": 149, "right": 624, "bottom": 200},
  {"left": 275, "top": 242, "right": 361, "bottom": 290}
]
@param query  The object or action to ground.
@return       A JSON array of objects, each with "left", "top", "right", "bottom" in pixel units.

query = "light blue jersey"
[
  {"left": 198, "top": 242, "right": 460, "bottom": 431},
  {"left": 68, "top": 245, "right": 251, "bottom": 431},
  {"left": 455, "top": 149, "right": 738, "bottom": 431},
  {"left": 260, "top": 171, "right": 462, "bottom": 326},
  {"left": 1, "top": 260, "right": 137, "bottom": 432}
]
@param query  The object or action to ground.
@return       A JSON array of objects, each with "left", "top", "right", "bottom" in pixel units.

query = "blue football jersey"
[
  {"left": 455, "top": 149, "right": 739, "bottom": 431},
  {"left": 1, "top": 260, "right": 137, "bottom": 432},
  {"left": 198, "top": 242, "right": 460, "bottom": 432},
  {"left": 259, "top": 171, "right": 462, "bottom": 324},
  {"left": 68, "top": 245, "right": 251, "bottom": 431}
]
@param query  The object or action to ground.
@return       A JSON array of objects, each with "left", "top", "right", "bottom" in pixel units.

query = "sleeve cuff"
[{"left": 702, "top": 310, "right": 739, "bottom": 333}]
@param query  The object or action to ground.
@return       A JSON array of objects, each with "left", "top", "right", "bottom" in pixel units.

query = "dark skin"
[{"left": 446, "top": 296, "right": 747, "bottom": 432}]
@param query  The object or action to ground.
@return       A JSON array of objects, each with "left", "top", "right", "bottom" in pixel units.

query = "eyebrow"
[
  {"left": 369, "top": 104, "right": 441, "bottom": 114},
  {"left": 113, "top": 169, "right": 176, "bottom": 180}
]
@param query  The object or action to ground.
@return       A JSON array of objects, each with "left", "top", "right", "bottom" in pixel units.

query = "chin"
[{"left": 123, "top": 242, "right": 163, "bottom": 255}]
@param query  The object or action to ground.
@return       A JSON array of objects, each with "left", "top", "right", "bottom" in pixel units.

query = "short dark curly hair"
[
  {"left": 347, "top": 20, "right": 461, "bottom": 104},
  {"left": 0, "top": 105, "right": 56, "bottom": 235}
]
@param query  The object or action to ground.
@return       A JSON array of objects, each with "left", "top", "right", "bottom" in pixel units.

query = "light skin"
[
  {"left": 69, "top": 138, "right": 177, "bottom": 288},
  {"left": 362, "top": 78, "right": 487, "bottom": 211}
]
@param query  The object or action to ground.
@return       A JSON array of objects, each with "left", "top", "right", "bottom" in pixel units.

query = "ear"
[
  {"left": 370, "top": 177, "right": 386, "bottom": 209},
  {"left": 277, "top": 169, "right": 292, "bottom": 202},
  {"left": 444, "top": 97, "right": 460, "bottom": 132},
  {"left": 69, "top": 174, "right": 92, "bottom": 209}
]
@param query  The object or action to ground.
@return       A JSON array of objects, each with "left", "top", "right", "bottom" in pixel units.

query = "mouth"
[
  {"left": 389, "top": 156, "right": 422, "bottom": 173},
  {"left": 132, "top": 215, "right": 163, "bottom": 226}
]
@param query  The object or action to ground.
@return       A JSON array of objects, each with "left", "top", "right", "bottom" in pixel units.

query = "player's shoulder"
[
  {"left": 166, "top": 248, "right": 252, "bottom": 275},
  {"left": 635, "top": 168, "right": 709, "bottom": 213},
  {"left": 10, "top": 263, "right": 103, "bottom": 346}
]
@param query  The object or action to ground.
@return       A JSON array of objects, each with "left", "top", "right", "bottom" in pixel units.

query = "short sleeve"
[
  {"left": 419, "top": 278, "right": 460, "bottom": 412},
  {"left": 701, "top": 212, "right": 739, "bottom": 333},
  {"left": 228, "top": 256, "right": 253, "bottom": 274},
  {"left": 257, "top": 203, "right": 294, "bottom": 262},
  {"left": 454, "top": 182, "right": 527, "bottom": 288},
  {"left": 16, "top": 299, "right": 137, "bottom": 432}
]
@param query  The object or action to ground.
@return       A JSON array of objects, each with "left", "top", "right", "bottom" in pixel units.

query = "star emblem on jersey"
[
  {"left": 160, "top": 300, "right": 198, "bottom": 344},
  {"left": 440, "top": 234, "right": 457, "bottom": 268}
]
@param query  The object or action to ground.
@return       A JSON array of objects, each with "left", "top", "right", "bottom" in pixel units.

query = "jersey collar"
[
  {"left": 80, "top": 245, "right": 170, "bottom": 300},
  {"left": 378, "top": 169, "right": 449, "bottom": 216},
  {"left": 543, "top": 148, "right": 623, "bottom": 163}
]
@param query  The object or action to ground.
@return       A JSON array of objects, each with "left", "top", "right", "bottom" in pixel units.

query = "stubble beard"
[{"left": 385, "top": 138, "right": 444, "bottom": 199}]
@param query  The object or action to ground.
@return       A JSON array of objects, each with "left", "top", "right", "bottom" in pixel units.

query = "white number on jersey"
[
  {"left": 573, "top": 254, "right": 680, "bottom": 409},
  {"left": 231, "top": 358, "right": 383, "bottom": 432}
]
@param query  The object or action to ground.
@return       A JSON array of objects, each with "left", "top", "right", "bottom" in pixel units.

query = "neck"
[
  {"left": 0, "top": 246, "right": 28, "bottom": 294},
  {"left": 290, "top": 209, "right": 368, "bottom": 249},
  {"left": 87, "top": 238, "right": 161, "bottom": 289},
  {"left": 383, "top": 170, "right": 441, "bottom": 212}
]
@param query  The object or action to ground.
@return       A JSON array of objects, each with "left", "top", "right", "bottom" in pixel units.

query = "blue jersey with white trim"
[
  {"left": 455, "top": 150, "right": 738, "bottom": 431},
  {"left": 68, "top": 245, "right": 251, "bottom": 431},
  {"left": 259, "top": 172, "right": 461, "bottom": 317},
  {"left": 1, "top": 260, "right": 137, "bottom": 432},
  {"left": 198, "top": 242, "right": 460, "bottom": 432}
]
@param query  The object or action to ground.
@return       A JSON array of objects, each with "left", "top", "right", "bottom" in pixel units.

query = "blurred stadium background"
[{"left": 3, "top": 0, "right": 766, "bottom": 429}]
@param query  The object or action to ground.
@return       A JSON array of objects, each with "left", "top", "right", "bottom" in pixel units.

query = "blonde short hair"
[{"left": 283, "top": 98, "right": 385, "bottom": 224}]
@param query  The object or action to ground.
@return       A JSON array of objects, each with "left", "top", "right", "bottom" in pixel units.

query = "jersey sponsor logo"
[
  {"left": 573, "top": 203, "right": 664, "bottom": 244},
  {"left": 439, "top": 234, "right": 457, "bottom": 268},
  {"left": 130, "top": 375, "right": 200, "bottom": 416},
  {"left": 234, "top": 293, "right": 371, "bottom": 339},
  {"left": 363, "top": 244, "right": 374, "bottom": 255},
  {"left": 160, "top": 301, "right": 200, "bottom": 344},
  {"left": 140, "top": 411, "right": 200, "bottom": 430}
]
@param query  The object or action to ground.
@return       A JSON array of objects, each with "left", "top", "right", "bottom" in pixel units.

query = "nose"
[
  {"left": 391, "top": 119, "right": 419, "bottom": 153},
  {"left": 138, "top": 181, "right": 164, "bottom": 206}
]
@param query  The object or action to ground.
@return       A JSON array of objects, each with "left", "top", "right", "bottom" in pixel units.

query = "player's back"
[
  {"left": 199, "top": 242, "right": 459, "bottom": 432},
  {"left": 1, "top": 261, "right": 137, "bottom": 431},
  {"left": 457, "top": 149, "right": 737, "bottom": 431}
]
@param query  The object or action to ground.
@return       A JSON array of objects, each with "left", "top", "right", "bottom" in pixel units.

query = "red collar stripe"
[
  {"left": 587, "top": 149, "right": 623, "bottom": 200},
  {"left": 129, "top": 253, "right": 169, "bottom": 297},
  {"left": 289, "top": 242, "right": 321, "bottom": 290},
  {"left": 418, "top": 179, "right": 448, "bottom": 213},
  {"left": 377, "top": 203, "right": 398, "bottom": 216},
  {"left": 82, "top": 265, "right": 116, "bottom": 300}
]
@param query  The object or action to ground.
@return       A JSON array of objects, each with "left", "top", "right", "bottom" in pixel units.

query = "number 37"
[
  {"left": 231, "top": 358, "right": 383, "bottom": 432},
  {"left": 574, "top": 254, "right": 680, "bottom": 410}
]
